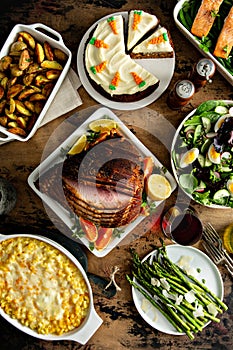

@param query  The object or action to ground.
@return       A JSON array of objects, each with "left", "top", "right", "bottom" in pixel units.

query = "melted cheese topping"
[
  {"left": 132, "top": 27, "right": 174, "bottom": 54},
  {"left": 85, "top": 14, "right": 159, "bottom": 96},
  {"left": 0, "top": 237, "right": 90, "bottom": 335},
  {"left": 127, "top": 10, "right": 159, "bottom": 51}
]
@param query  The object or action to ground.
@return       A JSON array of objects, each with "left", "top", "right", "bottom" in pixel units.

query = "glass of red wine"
[{"left": 161, "top": 204, "right": 203, "bottom": 245}]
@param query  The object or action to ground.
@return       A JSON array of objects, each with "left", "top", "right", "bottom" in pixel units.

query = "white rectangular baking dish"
[
  {"left": 0, "top": 23, "right": 72, "bottom": 142},
  {"left": 28, "top": 106, "right": 177, "bottom": 258},
  {"left": 173, "top": 0, "right": 233, "bottom": 86},
  {"left": 0, "top": 233, "right": 102, "bottom": 344}
]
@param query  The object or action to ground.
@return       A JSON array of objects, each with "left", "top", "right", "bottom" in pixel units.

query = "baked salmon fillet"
[
  {"left": 213, "top": 6, "right": 233, "bottom": 58},
  {"left": 191, "top": 0, "right": 224, "bottom": 37}
]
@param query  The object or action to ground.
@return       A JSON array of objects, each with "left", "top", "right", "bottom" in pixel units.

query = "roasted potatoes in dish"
[{"left": 0, "top": 31, "right": 68, "bottom": 137}]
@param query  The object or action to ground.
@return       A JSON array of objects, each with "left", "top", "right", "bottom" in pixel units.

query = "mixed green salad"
[{"left": 172, "top": 100, "right": 233, "bottom": 208}]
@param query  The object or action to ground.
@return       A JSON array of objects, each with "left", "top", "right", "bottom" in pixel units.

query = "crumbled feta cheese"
[
  {"left": 184, "top": 290, "right": 196, "bottom": 303},
  {"left": 175, "top": 294, "right": 183, "bottom": 305},
  {"left": 193, "top": 304, "right": 204, "bottom": 318},
  {"left": 207, "top": 303, "right": 218, "bottom": 317},
  {"left": 151, "top": 277, "right": 160, "bottom": 287},
  {"left": 160, "top": 277, "right": 170, "bottom": 291}
]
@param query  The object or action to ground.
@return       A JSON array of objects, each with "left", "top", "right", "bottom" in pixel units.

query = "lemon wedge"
[
  {"left": 223, "top": 223, "right": 233, "bottom": 254},
  {"left": 147, "top": 174, "right": 172, "bottom": 201},
  {"left": 89, "top": 118, "right": 117, "bottom": 132},
  {"left": 68, "top": 134, "right": 87, "bottom": 155}
]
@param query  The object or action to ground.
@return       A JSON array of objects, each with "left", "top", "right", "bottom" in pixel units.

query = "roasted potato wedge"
[
  {"left": 35, "top": 43, "right": 45, "bottom": 64},
  {"left": 15, "top": 100, "right": 32, "bottom": 116},
  {"left": 44, "top": 41, "right": 54, "bottom": 61},
  {"left": 18, "top": 87, "right": 37, "bottom": 100},
  {"left": 46, "top": 69, "right": 61, "bottom": 80},
  {"left": 24, "top": 100, "right": 35, "bottom": 112},
  {"left": 54, "top": 48, "right": 68, "bottom": 62},
  {"left": 29, "top": 93, "right": 46, "bottom": 102},
  {"left": 0, "top": 99, "right": 6, "bottom": 113},
  {"left": 10, "top": 41, "right": 27, "bottom": 53},
  {"left": 8, "top": 126, "right": 27, "bottom": 136},
  {"left": 8, "top": 98, "right": 16, "bottom": 114},
  {"left": 41, "top": 60, "right": 63, "bottom": 70},
  {"left": 10, "top": 64, "right": 24, "bottom": 77},
  {"left": 0, "top": 116, "right": 8, "bottom": 127},
  {"left": 19, "top": 31, "right": 36, "bottom": 49},
  {"left": 1, "top": 77, "right": 8, "bottom": 90},
  {"left": 23, "top": 73, "right": 36, "bottom": 86},
  {"left": 27, "top": 62, "right": 42, "bottom": 74},
  {"left": 19, "top": 49, "right": 31, "bottom": 70},
  {"left": 34, "top": 101, "right": 44, "bottom": 114},
  {"left": 17, "top": 116, "right": 27, "bottom": 129},
  {"left": 0, "top": 86, "right": 4, "bottom": 100},
  {"left": 7, "top": 84, "right": 24, "bottom": 99},
  {"left": 42, "top": 82, "right": 54, "bottom": 97},
  {"left": 0, "top": 56, "right": 12, "bottom": 71},
  {"left": 35, "top": 74, "right": 50, "bottom": 86}
]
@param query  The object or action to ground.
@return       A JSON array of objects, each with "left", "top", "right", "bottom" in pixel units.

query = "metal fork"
[
  {"left": 202, "top": 240, "right": 233, "bottom": 277},
  {"left": 203, "top": 223, "right": 233, "bottom": 276}
]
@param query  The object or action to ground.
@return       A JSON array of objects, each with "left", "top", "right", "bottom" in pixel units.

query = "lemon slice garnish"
[
  {"left": 68, "top": 134, "right": 87, "bottom": 155},
  {"left": 89, "top": 118, "right": 117, "bottom": 132},
  {"left": 223, "top": 223, "right": 233, "bottom": 254},
  {"left": 147, "top": 174, "right": 172, "bottom": 201}
]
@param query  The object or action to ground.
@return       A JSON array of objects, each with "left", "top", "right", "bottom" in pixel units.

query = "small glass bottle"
[
  {"left": 167, "top": 79, "right": 195, "bottom": 110},
  {"left": 189, "top": 58, "right": 215, "bottom": 91}
]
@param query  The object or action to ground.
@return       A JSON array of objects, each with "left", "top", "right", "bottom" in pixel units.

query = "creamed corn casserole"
[{"left": 0, "top": 237, "right": 90, "bottom": 335}]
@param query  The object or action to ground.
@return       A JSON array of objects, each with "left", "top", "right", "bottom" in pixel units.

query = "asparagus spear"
[{"left": 127, "top": 243, "right": 228, "bottom": 340}]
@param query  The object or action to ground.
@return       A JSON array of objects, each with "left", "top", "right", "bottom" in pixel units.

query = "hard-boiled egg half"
[
  {"left": 179, "top": 148, "right": 199, "bottom": 168},
  {"left": 208, "top": 143, "right": 221, "bottom": 164},
  {"left": 227, "top": 179, "right": 233, "bottom": 196},
  {"left": 214, "top": 114, "right": 233, "bottom": 132}
]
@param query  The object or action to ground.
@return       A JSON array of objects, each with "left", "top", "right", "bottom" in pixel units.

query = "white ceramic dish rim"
[
  {"left": 77, "top": 11, "right": 175, "bottom": 111},
  {"left": 171, "top": 99, "right": 233, "bottom": 209},
  {"left": 28, "top": 106, "right": 177, "bottom": 257},
  {"left": 173, "top": 0, "right": 233, "bottom": 86},
  {"left": 0, "top": 233, "right": 102, "bottom": 344},
  {"left": 132, "top": 244, "right": 224, "bottom": 335},
  {"left": 0, "top": 23, "right": 72, "bottom": 142}
]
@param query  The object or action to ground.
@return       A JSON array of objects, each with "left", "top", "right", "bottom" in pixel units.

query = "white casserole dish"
[
  {"left": 0, "top": 233, "right": 102, "bottom": 344},
  {"left": 173, "top": 0, "right": 233, "bottom": 86},
  {"left": 0, "top": 23, "right": 72, "bottom": 142}
]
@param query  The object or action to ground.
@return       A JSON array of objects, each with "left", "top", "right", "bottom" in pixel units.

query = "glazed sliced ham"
[
  {"left": 191, "top": 0, "right": 224, "bottom": 37},
  {"left": 213, "top": 6, "right": 233, "bottom": 58},
  {"left": 37, "top": 134, "right": 145, "bottom": 228}
]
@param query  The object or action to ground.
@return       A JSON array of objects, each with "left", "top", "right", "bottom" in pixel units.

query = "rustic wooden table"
[{"left": 0, "top": 0, "right": 233, "bottom": 349}]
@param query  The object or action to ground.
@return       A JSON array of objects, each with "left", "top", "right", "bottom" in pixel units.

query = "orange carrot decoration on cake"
[
  {"left": 132, "top": 10, "right": 142, "bottom": 30},
  {"left": 107, "top": 16, "right": 118, "bottom": 34},
  {"left": 148, "top": 33, "right": 168, "bottom": 45},
  {"left": 131, "top": 72, "right": 146, "bottom": 88},
  {"left": 109, "top": 71, "right": 120, "bottom": 90},
  {"left": 90, "top": 61, "right": 107, "bottom": 74},
  {"left": 89, "top": 37, "right": 109, "bottom": 48}
]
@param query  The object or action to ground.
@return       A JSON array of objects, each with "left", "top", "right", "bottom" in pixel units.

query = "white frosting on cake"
[
  {"left": 127, "top": 10, "right": 159, "bottom": 51},
  {"left": 132, "top": 27, "right": 173, "bottom": 54},
  {"left": 85, "top": 14, "right": 159, "bottom": 97}
]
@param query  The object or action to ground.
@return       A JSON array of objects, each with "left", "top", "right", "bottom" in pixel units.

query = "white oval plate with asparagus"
[{"left": 128, "top": 244, "right": 226, "bottom": 339}]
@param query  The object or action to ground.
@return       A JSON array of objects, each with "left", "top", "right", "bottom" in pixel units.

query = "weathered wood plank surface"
[{"left": 0, "top": 1, "right": 232, "bottom": 349}]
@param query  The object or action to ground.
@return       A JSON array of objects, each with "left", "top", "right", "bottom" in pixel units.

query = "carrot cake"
[
  {"left": 130, "top": 26, "right": 174, "bottom": 59},
  {"left": 127, "top": 10, "right": 159, "bottom": 51},
  {"left": 85, "top": 14, "right": 160, "bottom": 102}
]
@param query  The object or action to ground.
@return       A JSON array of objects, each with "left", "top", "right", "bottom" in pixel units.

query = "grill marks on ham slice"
[{"left": 37, "top": 135, "right": 145, "bottom": 227}]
